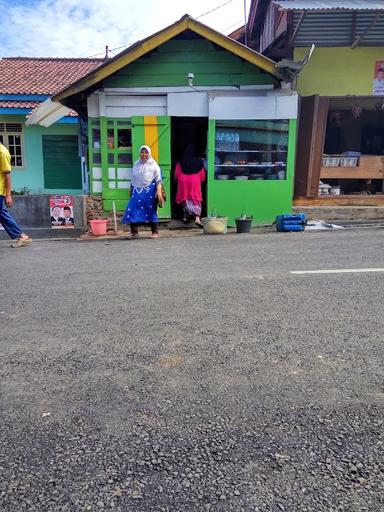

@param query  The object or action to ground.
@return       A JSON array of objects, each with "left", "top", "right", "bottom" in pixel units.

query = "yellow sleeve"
[{"left": 0, "top": 148, "right": 12, "bottom": 172}]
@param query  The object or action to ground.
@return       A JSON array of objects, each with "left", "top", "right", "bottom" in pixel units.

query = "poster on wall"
[
  {"left": 49, "top": 195, "right": 75, "bottom": 228},
  {"left": 373, "top": 61, "right": 384, "bottom": 96}
]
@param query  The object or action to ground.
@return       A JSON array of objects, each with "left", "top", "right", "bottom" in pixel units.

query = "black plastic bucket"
[{"left": 235, "top": 217, "right": 252, "bottom": 233}]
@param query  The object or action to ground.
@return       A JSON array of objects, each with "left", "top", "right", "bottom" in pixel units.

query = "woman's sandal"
[
  {"left": 194, "top": 221, "right": 204, "bottom": 229},
  {"left": 125, "top": 233, "right": 139, "bottom": 239},
  {"left": 150, "top": 233, "right": 160, "bottom": 239}
]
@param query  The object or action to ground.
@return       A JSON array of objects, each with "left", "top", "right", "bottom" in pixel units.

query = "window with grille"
[{"left": 0, "top": 123, "right": 24, "bottom": 167}]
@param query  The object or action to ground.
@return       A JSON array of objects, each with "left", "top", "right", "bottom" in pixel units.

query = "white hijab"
[{"left": 132, "top": 145, "right": 161, "bottom": 188}]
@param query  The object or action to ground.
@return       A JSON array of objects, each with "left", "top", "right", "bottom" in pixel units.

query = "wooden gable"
[{"left": 103, "top": 35, "right": 277, "bottom": 89}]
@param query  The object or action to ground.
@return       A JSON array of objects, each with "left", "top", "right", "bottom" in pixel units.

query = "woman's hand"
[
  {"left": 156, "top": 184, "right": 164, "bottom": 207},
  {"left": 156, "top": 191, "right": 164, "bottom": 207}
]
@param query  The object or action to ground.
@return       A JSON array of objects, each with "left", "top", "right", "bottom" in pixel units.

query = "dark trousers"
[
  {"left": 0, "top": 195, "right": 23, "bottom": 239},
  {"left": 130, "top": 222, "right": 158, "bottom": 235}
]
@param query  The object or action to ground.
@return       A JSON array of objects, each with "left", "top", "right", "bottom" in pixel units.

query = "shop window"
[
  {"left": 0, "top": 123, "right": 24, "bottom": 167},
  {"left": 106, "top": 120, "right": 133, "bottom": 190},
  {"left": 89, "top": 120, "right": 101, "bottom": 166},
  {"left": 117, "top": 129, "right": 131, "bottom": 149},
  {"left": 320, "top": 102, "right": 384, "bottom": 196},
  {"left": 93, "top": 152, "right": 101, "bottom": 164},
  {"left": 92, "top": 128, "right": 101, "bottom": 149},
  {"left": 214, "top": 120, "right": 288, "bottom": 181},
  {"left": 88, "top": 118, "right": 133, "bottom": 195},
  {"left": 91, "top": 167, "right": 102, "bottom": 194}
]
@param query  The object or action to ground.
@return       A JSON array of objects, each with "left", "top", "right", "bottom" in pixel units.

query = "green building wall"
[
  {"left": 94, "top": 36, "right": 295, "bottom": 224},
  {"left": 207, "top": 119, "right": 297, "bottom": 225},
  {"left": 1, "top": 114, "right": 82, "bottom": 195},
  {"left": 103, "top": 39, "right": 277, "bottom": 88},
  {"left": 294, "top": 47, "right": 383, "bottom": 96}
]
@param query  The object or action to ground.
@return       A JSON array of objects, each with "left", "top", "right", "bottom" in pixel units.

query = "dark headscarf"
[{"left": 180, "top": 144, "right": 203, "bottom": 175}]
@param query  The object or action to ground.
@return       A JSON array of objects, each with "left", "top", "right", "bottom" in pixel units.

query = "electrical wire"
[
  {"left": 196, "top": 0, "right": 234, "bottom": 19},
  {"left": 223, "top": 18, "right": 244, "bottom": 32},
  {"left": 85, "top": 0, "right": 236, "bottom": 58},
  {"left": 85, "top": 42, "right": 132, "bottom": 59}
]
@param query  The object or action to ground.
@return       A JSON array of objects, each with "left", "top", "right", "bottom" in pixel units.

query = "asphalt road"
[{"left": 1, "top": 229, "right": 384, "bottom": 511}]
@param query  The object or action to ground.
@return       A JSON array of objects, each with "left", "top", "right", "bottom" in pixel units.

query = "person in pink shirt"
[{"left": 174, "top": 144, "right": 206, "bottom": 228}]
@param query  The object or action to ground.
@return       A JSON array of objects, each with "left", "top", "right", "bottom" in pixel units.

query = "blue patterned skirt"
[{"left": 121, "top": 180, "right": 158, "bottom": 224}]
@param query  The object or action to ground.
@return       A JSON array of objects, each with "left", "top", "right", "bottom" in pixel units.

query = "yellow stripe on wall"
[{"left": 144, "top": 116, "right": 159, "bottom": 162}]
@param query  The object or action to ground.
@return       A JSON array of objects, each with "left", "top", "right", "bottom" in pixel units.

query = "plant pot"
[{"left": 235, "top": 217, "right": 252, "bottom": 233}]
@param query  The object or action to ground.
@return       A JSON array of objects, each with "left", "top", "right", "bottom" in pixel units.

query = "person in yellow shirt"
[{"left": 0, "top": 142, "right": 32, "bottom": 247}]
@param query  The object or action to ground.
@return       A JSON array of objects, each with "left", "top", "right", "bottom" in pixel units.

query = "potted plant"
[{"left": 235, "top": 212, "right": 253, "bottom": 233}]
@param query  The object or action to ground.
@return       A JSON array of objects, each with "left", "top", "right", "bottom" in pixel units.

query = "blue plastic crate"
[{"left": 276, "top": 213, "right": 307, "bottom": 232}]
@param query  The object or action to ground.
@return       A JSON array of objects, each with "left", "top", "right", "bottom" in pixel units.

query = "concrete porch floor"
[
  {"left": 293, "top": 205, "right": 384, "bottom": 222},
  {"left": 293, "top": 195, "right": 384, "bottom": 222}
]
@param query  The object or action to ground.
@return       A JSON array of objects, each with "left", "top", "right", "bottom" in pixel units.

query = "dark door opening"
[{"left": 170, "top": 117, "right": 208, "bottom": 219}]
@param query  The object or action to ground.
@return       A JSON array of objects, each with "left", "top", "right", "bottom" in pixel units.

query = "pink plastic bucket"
[{"left": 90, "top": 219, "right": 108, "bottom": 236}]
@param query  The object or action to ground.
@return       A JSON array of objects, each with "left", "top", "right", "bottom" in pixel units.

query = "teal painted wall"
[
  {"left": 103, "top": 39, "right": 278, "bottom": 88},
  {"left": 1, "top": 115, "right": 82, "bottom": 195}
]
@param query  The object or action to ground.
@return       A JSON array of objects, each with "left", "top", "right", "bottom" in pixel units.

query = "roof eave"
[{"left": 53, "top": 15, "right": 283, "bottom": 103}]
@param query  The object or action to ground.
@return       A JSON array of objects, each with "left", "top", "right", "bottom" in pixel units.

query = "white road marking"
[{"left": 291, "top": 268, "right": 384, "bottom": 275}]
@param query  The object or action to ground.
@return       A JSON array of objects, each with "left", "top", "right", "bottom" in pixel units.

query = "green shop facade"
[{"left": 45, "top": 15, "right": 298, "bottom": 225}]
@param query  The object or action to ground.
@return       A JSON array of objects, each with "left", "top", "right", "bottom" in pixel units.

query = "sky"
[{"left": 0, "top": 0, "right": 249, "bottom": 59}]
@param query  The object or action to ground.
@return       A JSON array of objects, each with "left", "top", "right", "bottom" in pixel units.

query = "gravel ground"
[{"left": 1, "top": 229, "right": 383, "bottom": 511}]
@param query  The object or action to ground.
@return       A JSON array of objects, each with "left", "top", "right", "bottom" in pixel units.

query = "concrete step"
[{"left": 293, "top": 206, "right": 384, "bottom": 222}]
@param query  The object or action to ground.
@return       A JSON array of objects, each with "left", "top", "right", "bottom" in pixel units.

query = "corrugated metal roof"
[
  {"left": 292, "top": 10, "right": 384, "bottom": 45},
  {"left": 274, "top": 1, "right": 384, "bottom": 10},
  {"left": 270, "top": 1, "right": 384, "bottom": 47}
]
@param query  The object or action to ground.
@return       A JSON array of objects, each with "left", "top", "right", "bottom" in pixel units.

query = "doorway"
[{"left": 170, "top": 117, "right": 208, "bottom": 220}]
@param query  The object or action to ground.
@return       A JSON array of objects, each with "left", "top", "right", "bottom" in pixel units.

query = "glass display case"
[{"left": 214, "top": 120, "right": 289, "bottom": 181}]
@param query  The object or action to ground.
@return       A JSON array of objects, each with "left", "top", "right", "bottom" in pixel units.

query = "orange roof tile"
[
  {"left": 0, "top": 57, "right": 105, "bottom": 95},
  {"left": 0, "top": 100, "right": 41, "bottom": 109},
  {"left": 0, "top": 100, "right": 78, "bottom": 117}
]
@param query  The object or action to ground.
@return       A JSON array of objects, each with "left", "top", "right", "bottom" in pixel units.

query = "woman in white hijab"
[{"left": 122, "top": 145, "right": 164, "bottom": 239}]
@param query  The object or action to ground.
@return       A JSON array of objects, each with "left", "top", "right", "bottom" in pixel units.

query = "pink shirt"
[{"left": 175, "top": 163, "right": 205, "bottom": 205}]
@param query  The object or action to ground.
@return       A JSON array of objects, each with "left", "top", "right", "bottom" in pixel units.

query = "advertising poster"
[
  {"left": 373, "top": 61, "right": 384, "bottom": 96},
  {"left": 49, "top": 195, "right": 75, "bottom": 228}
]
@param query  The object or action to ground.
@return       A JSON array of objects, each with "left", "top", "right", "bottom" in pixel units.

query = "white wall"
[
  {"left": 208, "top": 94, "right": 298, "bottom": 120},
  {"left": 87, "top": 89, "right": 298, "bottom": 120}
]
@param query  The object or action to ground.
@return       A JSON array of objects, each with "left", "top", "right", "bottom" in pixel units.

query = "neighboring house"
[
  {"left": 28, "top": 15, "right": 299, "bottom": 225},
  {"left": 235, "top": 0, "right": 384, "bottom": 204},
  {"left": 0, "top": 57, "right": 103, "bottom": 195}
]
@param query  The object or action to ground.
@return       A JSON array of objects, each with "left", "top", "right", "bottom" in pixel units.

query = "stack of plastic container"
[{"left": 275, "top": 213, "right": 307, "bottom": 232}]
